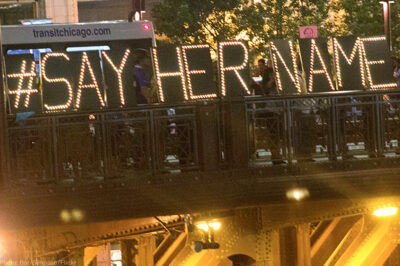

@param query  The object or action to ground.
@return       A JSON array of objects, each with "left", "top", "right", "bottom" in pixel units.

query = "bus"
[{"left": 1, "top": 20, "right": 156, "bottom": 114}]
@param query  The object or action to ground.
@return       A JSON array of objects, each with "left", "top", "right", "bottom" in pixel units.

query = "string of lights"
[
  {"left": 308, "top": 39, "right": 335, "bottom": 92},
  {"left": 218, "top": 41, "right": 250, "bottom": 96},
  {"left": 181, "top": 45, "right": 217, "bottom": 99},
  {"left": 333, "top": 38, "right": 366, "bottom": 88},
  {"left": 102, "top": 49, "right": 131, "bottom": 106},
  {"left": 270, "top": 41, "right": 301, "bottom": 93},
  {"left": 360, "top": 37, "right": 397, "bottom": 89},
  {"left": 41, "top": 53, "right": 74, "bottom": 110},
  {"left": 152, "top": 47, "right": 188, "bottom": 102},
  {"left": 75, "top": 52, "right": 105, "bottom": 109},
  {"left": 7, "top": 60, "right": 38, "bottom": 108}
]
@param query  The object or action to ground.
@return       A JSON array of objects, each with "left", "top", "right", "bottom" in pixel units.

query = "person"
[
  {"left": 132, "top": 49, "right": 157, "bottom": 104},
  {"left": 255, "top": 58, "right": 266, "bottom": 77},
  {"left": 250, "top": 58, "right": 284, "bottom": 164},
  {"left": 393, "top": 57, "right": 400, "bottom": 88},
  {"left": 262, "top": 59, "right": 278, "bottom": 95},
  {"left": 251, "top": 58, "right": 267, "bottom": 95},
  {"left": 252, "top": 58, "right": 278, "bottom": 96}
]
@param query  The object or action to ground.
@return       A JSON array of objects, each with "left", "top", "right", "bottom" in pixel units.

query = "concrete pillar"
[{"left": 45, "top": 0, "right": 78, "bottom": 23}]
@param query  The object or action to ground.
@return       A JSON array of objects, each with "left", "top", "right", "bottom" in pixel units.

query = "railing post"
[
  {"left": 51, "top": 116, "right": 59, "bottom": 182},
  {"left": 329, "top": 96, "right": 337, "bottom": 160},
  {"left": 376, "top": 93, "right": 384, "bottom": 156},
  {"left": 100, "top": 113, "right": 108, "bottom": 179},
  {"left": 223, "top": 99, "right": 248, "bottom": 169},
  {"left": 149, "top": 108, "right": 157, "bottom": 174},
  {"left": 0, "top": 25, "right": 9, "bottom": 187},
  {"left": 197, "top": 102, "right": 219, "bottom": 171},
  {"left": 286, "top": 99, "right": 293, "bottom": 164}
]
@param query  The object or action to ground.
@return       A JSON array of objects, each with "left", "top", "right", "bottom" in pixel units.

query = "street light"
[
  {"left": 196, "top": 221, "right": 221, "bottom": 232},
  {"left": 194, "top": 220, "right": 221, "bottom": 252},
  {"left": 373, "top": 207, "right": 398, "bottom": 217},
  {"left": 380, "top": 0, "right": 395, "bottom": 50},
  {"left": 286, "top": 187, "right": 310, "bottom": 201}
]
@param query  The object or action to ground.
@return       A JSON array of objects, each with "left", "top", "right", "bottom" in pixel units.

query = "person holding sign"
[
  {"left": 263, "top": 59, "right": 278, "bottom": 95},
  {"left": 133, "top": 49, "right": 157, "bottom": 104},
  {"left": 252, "top": 58, "right": 278, "bottom": 96},
  {"left": 252, "top": 59, "right": 267, "bottom": 95}
]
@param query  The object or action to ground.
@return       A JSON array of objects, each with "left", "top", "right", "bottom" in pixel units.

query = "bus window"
[
  {"left": 7, "top": 48, "right": 52, "bottom": 72},
  {"left": 66, "top": 46, "right": 110, "bottom": 52}
]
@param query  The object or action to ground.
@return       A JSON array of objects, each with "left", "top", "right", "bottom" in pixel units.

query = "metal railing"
[
  {"left": 6, "top": 105, "right": 200, "bottom": 186},
  {"left": 5, "top": 91, "right": 400, "bottom": 186},
  {"left": 246, "top": 91, "right": 400, "bottom": 165}
]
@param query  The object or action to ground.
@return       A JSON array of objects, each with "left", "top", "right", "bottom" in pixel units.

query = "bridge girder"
[{"left": 3, "top": 196, "right": 400, "bottom": 265}]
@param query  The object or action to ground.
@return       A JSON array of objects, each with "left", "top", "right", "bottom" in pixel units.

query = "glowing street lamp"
[
  {"left": 196, "top": 221, "right": 221, "bottom": 232},
  {"left": 380, "top": 0, "right": 395, "bottom": 50},
  {"left": 373, "top": 207, "right": 398, "bottom": 217},
  {"left": 194, "top": 220, "right": 221, "bottom": 252},
  {"left": 286, "top": 187, "right": 310, "bottom": 201}
]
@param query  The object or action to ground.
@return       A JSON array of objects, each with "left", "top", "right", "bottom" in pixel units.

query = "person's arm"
[{"left": 395, "top": 68, "right": 400, "bottom": 78}]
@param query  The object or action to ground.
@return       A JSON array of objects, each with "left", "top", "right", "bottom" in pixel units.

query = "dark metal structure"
[
  {"left": 3, "top": 90, "right": 400, "bottom": 230},
  {"left": 5, "top": 90, "right": 400, "bottom": 186}
]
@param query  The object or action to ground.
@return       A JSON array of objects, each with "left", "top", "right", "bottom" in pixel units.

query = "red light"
[{"left": 143, "top": 24, "right": 150, "bottom": 31}]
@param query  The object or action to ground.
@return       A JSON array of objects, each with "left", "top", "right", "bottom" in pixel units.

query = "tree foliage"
[
  {"left": 152, "top": 0, "right": 400, "bottom": 55},
  {"left": 151, "top": 0, "right": 267, "bottom": 51},
  {"left": 342, "top": 0, "right": 400, "bottom": 53}
]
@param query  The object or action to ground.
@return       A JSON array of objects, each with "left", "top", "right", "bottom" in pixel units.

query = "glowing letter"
[
  {"left": 308, "top": 39, "right": 335, "bottom": 92},
  {"left": 333, "top": 37, "right": 365, "bottom": 88},
  {"left": 218, "top": 41, "right": 250, "bottom": 96},
  {"left": 7, "top": 60, "right": 38, "bottom": 108},
  {"left": 41, "top": 53, "right": 73, "bottom": 110},
  {"left": 360, "top": 37, "right": 396, "bottom": 89},
  {"left": 75, "top": 52, "right": 106, "bottom": 109},
  {"left": 152, "top": 47, "right": 187, "bottom": 102},
  {"left": 102, "top": 49, "right": 131, "bottom": 105},
  {"left": 270, "top": 40, "right": 301, "bottom": 93},
  {"left": 181, "top": 44, "right": 217, "bottom": 99}
]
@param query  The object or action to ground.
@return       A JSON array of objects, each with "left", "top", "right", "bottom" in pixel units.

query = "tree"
[
  {"left": 151, "top": 0, "right": 268, "bottom": 54},
  {"left": 341, "top": 0, "right": 400, "bottom": 53},
  {"left": 152, "top": 0, "right": 343, "bottom": 58}
]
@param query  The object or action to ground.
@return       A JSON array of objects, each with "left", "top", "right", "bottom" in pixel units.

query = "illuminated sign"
[
  {"left": 333, "top": 36, "right": 365, "bottom": 91},
  {"left": 152, "top": 45, "right": 187, "bottom": 102},
  {"left": 181, "top": 44, "right": 217, "bottom": 100},
  {"left": 269, "top": 40, "right": 301, "bottom": 94},
  {"left": 3, "top": 36, "right": 397, "bottom": 115},
  {"left": 360, "top": 37, "right": 396, "bottom": 90},
  {"left": 102, "top": 48, "right": 135, "bottom": 108},
  {"left": 300, "top": 38, "right": 336, "bottom": 93},
  {"left": 6, "top": 54, "right": 40, "bottom": 113},
  {"left": 71, "top": 51, "right": 106, "bottom": 110},
  {"left": 41, "top": 52, "right": 74, "bottom": 111},
  {"left": 218, "top": 41, "right": 251, "bottom": 97}
]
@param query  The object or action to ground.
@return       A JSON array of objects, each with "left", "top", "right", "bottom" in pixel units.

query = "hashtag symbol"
[{"left": 7, "top": 60, "right": 38, "bottom": 108}]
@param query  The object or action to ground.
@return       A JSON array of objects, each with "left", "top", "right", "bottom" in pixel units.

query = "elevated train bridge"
[
  {"left": 3, "top": 91, "right": 400, "bottom": 265},
  {"left": 1, "top": 20, "right": 400, "bottom": 266}
]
